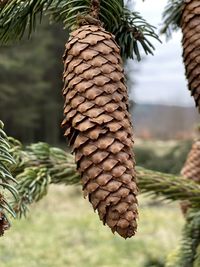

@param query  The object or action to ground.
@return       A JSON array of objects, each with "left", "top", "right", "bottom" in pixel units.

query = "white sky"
[{"left": 129, "top": 0, "right": 194, "bottom": 106}]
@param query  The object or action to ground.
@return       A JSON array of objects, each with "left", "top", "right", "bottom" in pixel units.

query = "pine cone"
[
  {"left": 62, "top": 25, "right": 138, "bottom": 238},
  {"left": 180, "top": 140, "right": 200, "bottom": 215},
  {"left": 181, "top": 0, "right": 200, "bottom": 112},
  {"left": 181, "top": 140, "right": 200, "bottom": 183}
]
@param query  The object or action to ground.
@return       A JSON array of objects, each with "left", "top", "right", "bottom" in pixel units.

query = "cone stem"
[{"left": 90, "top": 0, "right": 101, "bottom": 19}]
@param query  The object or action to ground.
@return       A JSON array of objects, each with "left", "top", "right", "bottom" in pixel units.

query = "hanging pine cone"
[
  {"left": 180, "top": 140, "right": 200, "bottom": 215},
  {"left": 181, "top": 0, "right": 200, "bottom": 112},
  {"left": 62, "top": 23, "right": 138, "bottom": 238}
]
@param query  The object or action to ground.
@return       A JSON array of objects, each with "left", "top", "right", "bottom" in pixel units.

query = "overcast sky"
[{"left": 129, "top": 0, "right": 194, "bottom": 107}]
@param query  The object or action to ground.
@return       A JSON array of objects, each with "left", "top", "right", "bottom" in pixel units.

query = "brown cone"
[
  {"left": 181, "top": 0, "right": 200, "bottom": 112},
  {"left": 180, "top": 140, "right": 200, "bottom": 215},
  {"left": 62, "top": 24, "right": 138, "bottom": 238},
  {"left": 181, "top": 140, "right": 200, "bottom": 183}
]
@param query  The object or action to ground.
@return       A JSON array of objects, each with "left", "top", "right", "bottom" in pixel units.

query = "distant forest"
[{"left": 0, "top": 21, "right": 67, "bottom": 144}]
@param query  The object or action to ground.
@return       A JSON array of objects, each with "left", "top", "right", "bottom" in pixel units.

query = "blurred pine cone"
[
  {"left": 181, "top": 0, "right": 200, "bottom": 112},
  {"left": 62, "top": 24, "right": 138, "bottom": 238},
  {"left": 180, "top": 140, "right": 200, "bottom": 215},
  {"left": 181, "top": 140, "right": 200, "bottom": 183}
]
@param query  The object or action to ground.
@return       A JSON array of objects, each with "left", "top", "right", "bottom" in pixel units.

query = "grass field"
[{"left": 0, "top": 185, "right": 184, "bottom": 267}]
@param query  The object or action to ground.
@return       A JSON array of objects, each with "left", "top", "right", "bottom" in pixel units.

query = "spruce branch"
[
  {"left": 9, "top": 140, "right": 79, "bottom": 217},
  {"left": 165, "top": 209, "right": 200, "bottom": 267},
  {"left": 161, "top": 0, "right": 184, "bottom": 38},
  {"left": 113, "top": 9, "right": 160, "bottom": 60},
  {"left": 14, "top": 167, "right": 51, "bottom": 216},
  {"left": 9, "top": 140, "right": 200, "bottom": 217},
  {"left": 50, "top": 0, "right": 160, "bottom": 60},
  {"left": 0, "top": 0, "right": 159, "bottom": 60},
  {"left": 177, "top": 209, "right": 200, "bottom": 267},
  {"left": 0, "top": 121, "right": 18, "bottom": 235},
  {"left": 137, "top": 167, "right": 200, "bottom": 205},
  {"left": 0, "top": 0, "right": 59, "bottom": 43},
  {"left": 194, "top": 244, "right": 200, "bottom": 267}
]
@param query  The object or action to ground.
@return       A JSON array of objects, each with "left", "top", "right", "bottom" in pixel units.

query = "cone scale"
[
  {"left": 62, "top": 24, "right": 138, "bottom": 238},
  {"left": 181, "top": 0, "right": 200, "bottom": 112}
]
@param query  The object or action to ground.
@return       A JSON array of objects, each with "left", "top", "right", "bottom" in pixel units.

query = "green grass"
[{"left": 0, "top": 186, "right": 184, "bottom": 267}]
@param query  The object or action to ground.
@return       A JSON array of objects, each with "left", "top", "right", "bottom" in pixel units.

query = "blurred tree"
[{"left": 0, "top": 21, "right": 67, "bottom": 144}]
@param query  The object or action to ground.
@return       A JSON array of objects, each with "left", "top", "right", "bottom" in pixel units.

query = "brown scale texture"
[
  {"left": 181, "top": 140, "right": 200, "bottom": 183},
  {"left": 62, "top": 25, "right": 138, "bottom": 238},
  {"left": 181, "top": 0, "right": 200, "bottom": 112},
  {"left": 180, "top": 140, "right": 200, "bottom": 215}
]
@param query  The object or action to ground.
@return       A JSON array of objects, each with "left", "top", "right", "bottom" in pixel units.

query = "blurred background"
[{"left": 0, "top": 1, "right": 199, "bottom": 267}]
